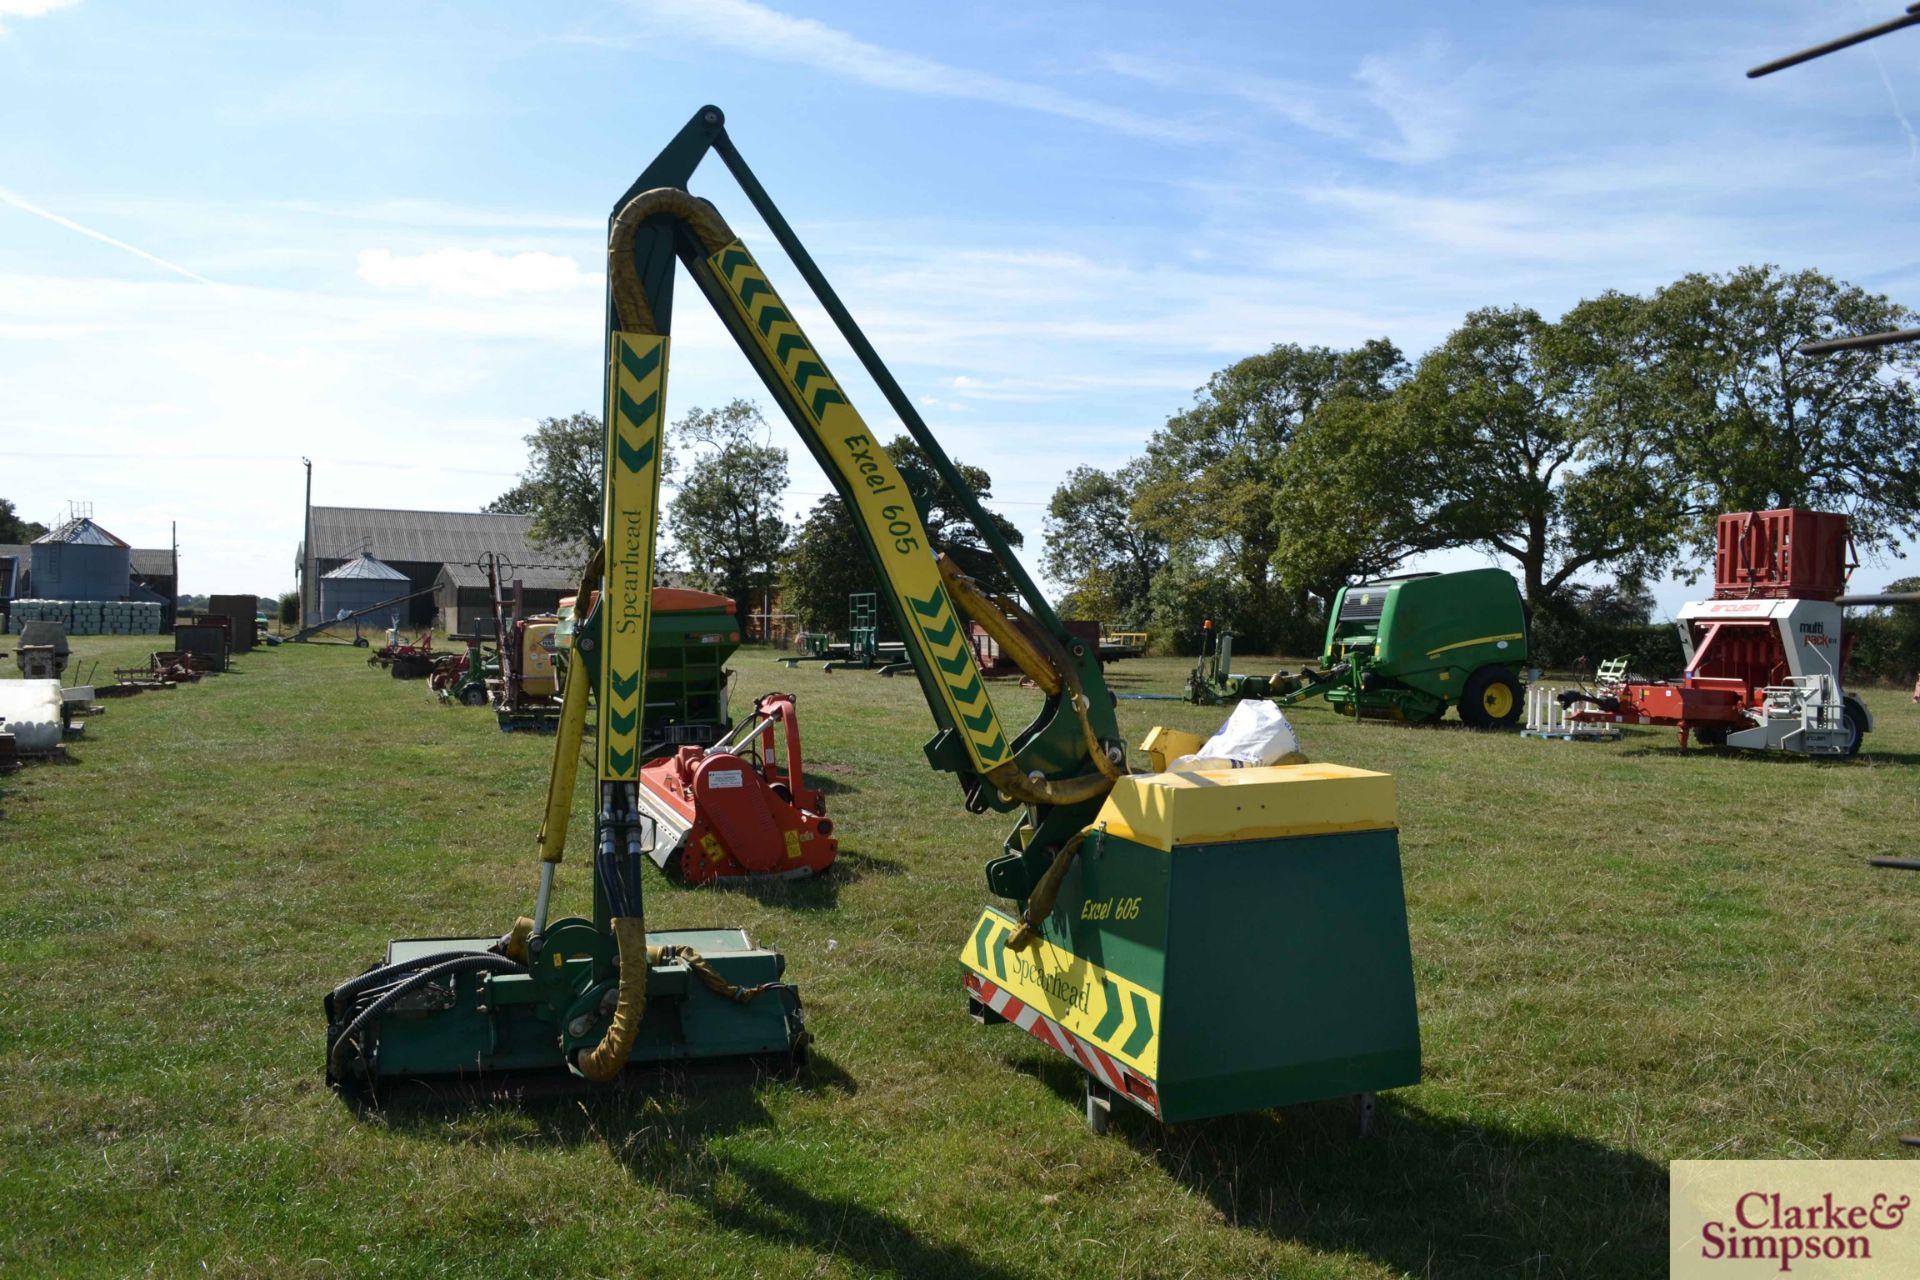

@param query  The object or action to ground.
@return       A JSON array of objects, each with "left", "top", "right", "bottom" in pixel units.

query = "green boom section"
[
  {"left": 598, "top": 332, "right": 668, "bottom": 780},
  {"left": 707, "top": 239, "right": 1011, "bottom": 773}
]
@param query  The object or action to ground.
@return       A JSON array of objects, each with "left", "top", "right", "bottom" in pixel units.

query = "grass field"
[{"left": 5, "top": 637, "right": 1920, "bottom": 1278}]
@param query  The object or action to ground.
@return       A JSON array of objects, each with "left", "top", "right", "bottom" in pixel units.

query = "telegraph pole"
[{"left": 301, "top": 457, "right": 313, "bottom": 625}]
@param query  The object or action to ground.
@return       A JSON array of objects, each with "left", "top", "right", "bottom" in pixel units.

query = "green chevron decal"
[
  {"left": 1121, "top": 993, "right": 1155, "bottom": 1058},
  {"left": 1090, "top": 980, "right": 1124, "bottom": 1043},
  {"left": 710, "top": 238, "right": 1010, "bottom": 772},
  {"left": 619, "top": 340, "right": 660, "bottom": 382},
  {"left": 616, "top": 436, "right": 654, "bottom": 475}
]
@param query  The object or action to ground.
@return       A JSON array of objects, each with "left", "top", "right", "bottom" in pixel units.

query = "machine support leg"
[
  {"left": 1085, "top": 1077, "right": 1114, "bottom": 1135},
  {"left": 533, "top": 862, "right": 556, "bottom": 935}
]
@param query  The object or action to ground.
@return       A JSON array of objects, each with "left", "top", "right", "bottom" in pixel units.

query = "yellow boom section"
[
  {"left": 708, "top": 239, "right": 1011, "bottom": 773},
  {"left": 598, "top": 331, "right": 668, "bottom": 781}
]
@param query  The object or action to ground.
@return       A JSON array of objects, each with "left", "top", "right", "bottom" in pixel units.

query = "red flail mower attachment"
[{"left": 636, "top": 692, "right": 838, "bottom": 884}]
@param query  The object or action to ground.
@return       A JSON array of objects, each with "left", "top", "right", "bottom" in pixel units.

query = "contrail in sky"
[{"left": 0, "top": 186, "right": 216, "bottom": 283}]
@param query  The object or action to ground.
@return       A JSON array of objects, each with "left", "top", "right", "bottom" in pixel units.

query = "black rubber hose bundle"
[{"left": 326, "top": 953, "right": 528, "bottom": 1082}]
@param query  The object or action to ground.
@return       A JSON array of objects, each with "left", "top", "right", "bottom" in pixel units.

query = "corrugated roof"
[
  {"left": 324, "top": 552, "right": 410, "bottom": 581},
  {"left": 436, "top": 559, "right": 580, "bottom": 591},
  {"left": 34, "top": 517, "right": 130, "bottom": 547},
  {"left": 0, "top": 543, "right": 171, "bottom": 583},
  {"left": 129, "top": 549, "right": 175, "bottom": 576},
  {"left": 308, "top": 506, "right": 581, "bottom": 570}
]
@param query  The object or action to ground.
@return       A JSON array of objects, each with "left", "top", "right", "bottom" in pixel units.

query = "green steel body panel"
[
  {"left": 364, "top": 926, "right": 799, "bottom": 1081},
  {"left": 964, "top": 824, "right": 1420, "bottom": 1124}
]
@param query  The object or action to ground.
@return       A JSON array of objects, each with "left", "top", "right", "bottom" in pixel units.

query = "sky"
[{"left": 3, "top": 0, "right": 1919, "bottom": 614}]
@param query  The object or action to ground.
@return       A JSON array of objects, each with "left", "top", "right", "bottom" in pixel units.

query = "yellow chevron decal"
[
  {"left": 962, "top": 908, "right": 1161, "bottom": 1077},
  {"left": 709, "top": 240, "right": 1009, "bottom": 771},
  {"left": 599, "top": 331, "right": 667, "bottom": 781}
]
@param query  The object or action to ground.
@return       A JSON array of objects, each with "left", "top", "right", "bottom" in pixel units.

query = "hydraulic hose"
[
  {"left": 328, "top": 953, "right": 527, "bottom": 1081},
  {"left": 327, "top": 948, "right": 501, "bottom": 1007},
  {"left": 1007, "top": 830, "right": 1091, "bottom": 951},
  {"left": 575, "top": 916, "right": 650, "bottom": 1082},
  {"left": 609, "top": 188, "right": 734, "bottom": 334}
]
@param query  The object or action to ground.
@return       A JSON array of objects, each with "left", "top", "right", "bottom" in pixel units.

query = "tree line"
[
  {"left": 490, "top": 262, "right": 1920, "bottom": 677},
  {"left": 1044, "top": 264, "right": 1920, "bottom": 659},
  {"left": 489, "top": 401, "right": 1016, "bottom": 640}
]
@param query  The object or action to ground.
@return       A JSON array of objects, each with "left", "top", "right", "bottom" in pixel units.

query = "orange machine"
[{"left": 635, "top": 692, "right": 838, "bottom": 883}]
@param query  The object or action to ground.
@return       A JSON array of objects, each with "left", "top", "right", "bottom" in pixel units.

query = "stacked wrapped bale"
[{"left": 5, "top": 598, "right": 164, "bottom": 635}]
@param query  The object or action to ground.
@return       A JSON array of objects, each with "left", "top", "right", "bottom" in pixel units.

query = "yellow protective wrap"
[
  {"left": 1006, "top": 830, "right": 1090, "bottom": 951},
  {"left": 500, "top": 916, "right": 534, "bottom": 964},
  {"left": 608, "top": 188, "right": 733, "bottom": 334},
  {"left": 576, "top": 916, "right": 650, "bottom": 1082}
]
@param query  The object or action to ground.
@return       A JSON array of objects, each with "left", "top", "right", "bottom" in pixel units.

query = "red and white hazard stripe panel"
[{"left": 965, "top": 972, "right": 1160, "bottom": 1117}]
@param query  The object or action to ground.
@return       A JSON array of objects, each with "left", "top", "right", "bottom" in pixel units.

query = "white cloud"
[
  {"left": 0, "top": 0, "right": 78, "bottom": 28},
  {"left": 1100, "top": 40, "right": 1467, "bottom": 164},
  {"left": 355, "top": 247, "right": 589, "bottom": 297},
  {"left": 620, "top": 0, "right": 1200, "bottom": 142}
]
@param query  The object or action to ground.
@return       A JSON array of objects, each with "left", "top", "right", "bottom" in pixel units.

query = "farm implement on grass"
[
  {"left": 1190, "top": 568, "right": 1531, "bottom": 729},
  {"left": 292, "top": 585, "right": 439, "bottom": 649},
  {"left": 326, "top": 105, "right": 1420, "bottom": 1133},
  {"left": 370, "top": 631, "right": 438, "bottom": 680},
  {"left": 634, "top": 692, "right": 838, "bottom": 884},
  {"left": 1562, "top": 509, "right": 1873, "bottom": 756}
]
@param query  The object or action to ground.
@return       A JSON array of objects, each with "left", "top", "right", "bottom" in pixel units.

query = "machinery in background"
[
  {"left": 1189, "top": 568, "right": 1531, "bottom": 728},
  {"left": 327, "top": 106, "right": 1420, "bottom": 1131},
  {"left": 781, "top": 592, "right": 910, "bottom": 672},
  {"left": 433, "top": 637, "right": 496, "bottom": 706},
  {"left": 291, "top": 585, "right": 439, "bottom": 647},
  {"left": 635, "top": 692, "right": 838, "bottom": 884},
  {"left": 1564, "top": 509, "right": 1872, "bottom": 755},
  {"left": 553, "top": 587, "right": 742, "bottom": 757},
  {"left": 484, "top": 556, "right": 566, "bottom": 731},
  {"left": 370, "top": 631, "right": 438, "bottom": 679}
]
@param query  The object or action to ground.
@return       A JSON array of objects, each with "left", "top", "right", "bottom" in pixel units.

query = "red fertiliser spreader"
[
  {"left": 634, "top": 692, "right": 839, "bottom": 883},
  {"left": 1563, "top": 509, "right": 1872, "bottom": 757}
]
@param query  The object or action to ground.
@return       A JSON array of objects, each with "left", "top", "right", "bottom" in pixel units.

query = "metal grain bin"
[
  {"left": 31, "top": 518, "right": 131, "bottom": 602},
  {"left": 320, "top": 554, "right": 410, "bottom": 627}
]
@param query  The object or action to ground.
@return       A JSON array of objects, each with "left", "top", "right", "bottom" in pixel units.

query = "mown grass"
[{"left": 3, "top": 637, "right": 1919, "bottom": 1277}]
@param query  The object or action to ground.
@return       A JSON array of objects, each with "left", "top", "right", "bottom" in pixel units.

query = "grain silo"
[
  {"left": 31, "top": 517, "right": 131, "bottom": 601},
  {"left": 320, "top": 553, "right": 409, "bottom": 625}
]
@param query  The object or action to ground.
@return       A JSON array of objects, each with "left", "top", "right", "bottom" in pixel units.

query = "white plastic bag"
[{"left": 1171, "top": 700, "right": 1302, "bottom": 771}]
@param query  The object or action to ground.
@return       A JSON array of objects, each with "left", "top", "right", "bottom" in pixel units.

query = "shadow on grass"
[
  {"left": 1015, "top": 1055, "right": 1667, "bottom": 1280},
  {"left": 371, "top": 1052, "right": 1023, "bottom": 1280},
  {"left": 1614, "top": 741, "right": 1920, "bottom": 767},
  {"left": 680, "top": 845, "right": 905, "bottom": 911},
  {"left": 802, "top": 768, "right": 859, "bottom": 798}
]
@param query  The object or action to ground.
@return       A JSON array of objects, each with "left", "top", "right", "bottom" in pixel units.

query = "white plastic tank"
[{"left": 0, "top": 679, "right": 65, "bottom": 753}]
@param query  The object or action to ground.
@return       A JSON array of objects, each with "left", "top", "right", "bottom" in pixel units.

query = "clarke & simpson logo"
[
  {"left": 1698, "top": 1190, "right": 1910, "bottom": 1271},
  {"left": 1673, "top": 1162, "right": 1920, "bottom": 1278}
]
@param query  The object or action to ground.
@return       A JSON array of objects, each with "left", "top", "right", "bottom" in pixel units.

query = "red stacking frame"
[{"left": 1714, "top": 509, "right": 1853, "bottom": 601}]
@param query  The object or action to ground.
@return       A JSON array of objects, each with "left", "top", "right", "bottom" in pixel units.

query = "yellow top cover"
[{"left": 1093, "top": 763, "right": 1396, "bottom": 852}]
